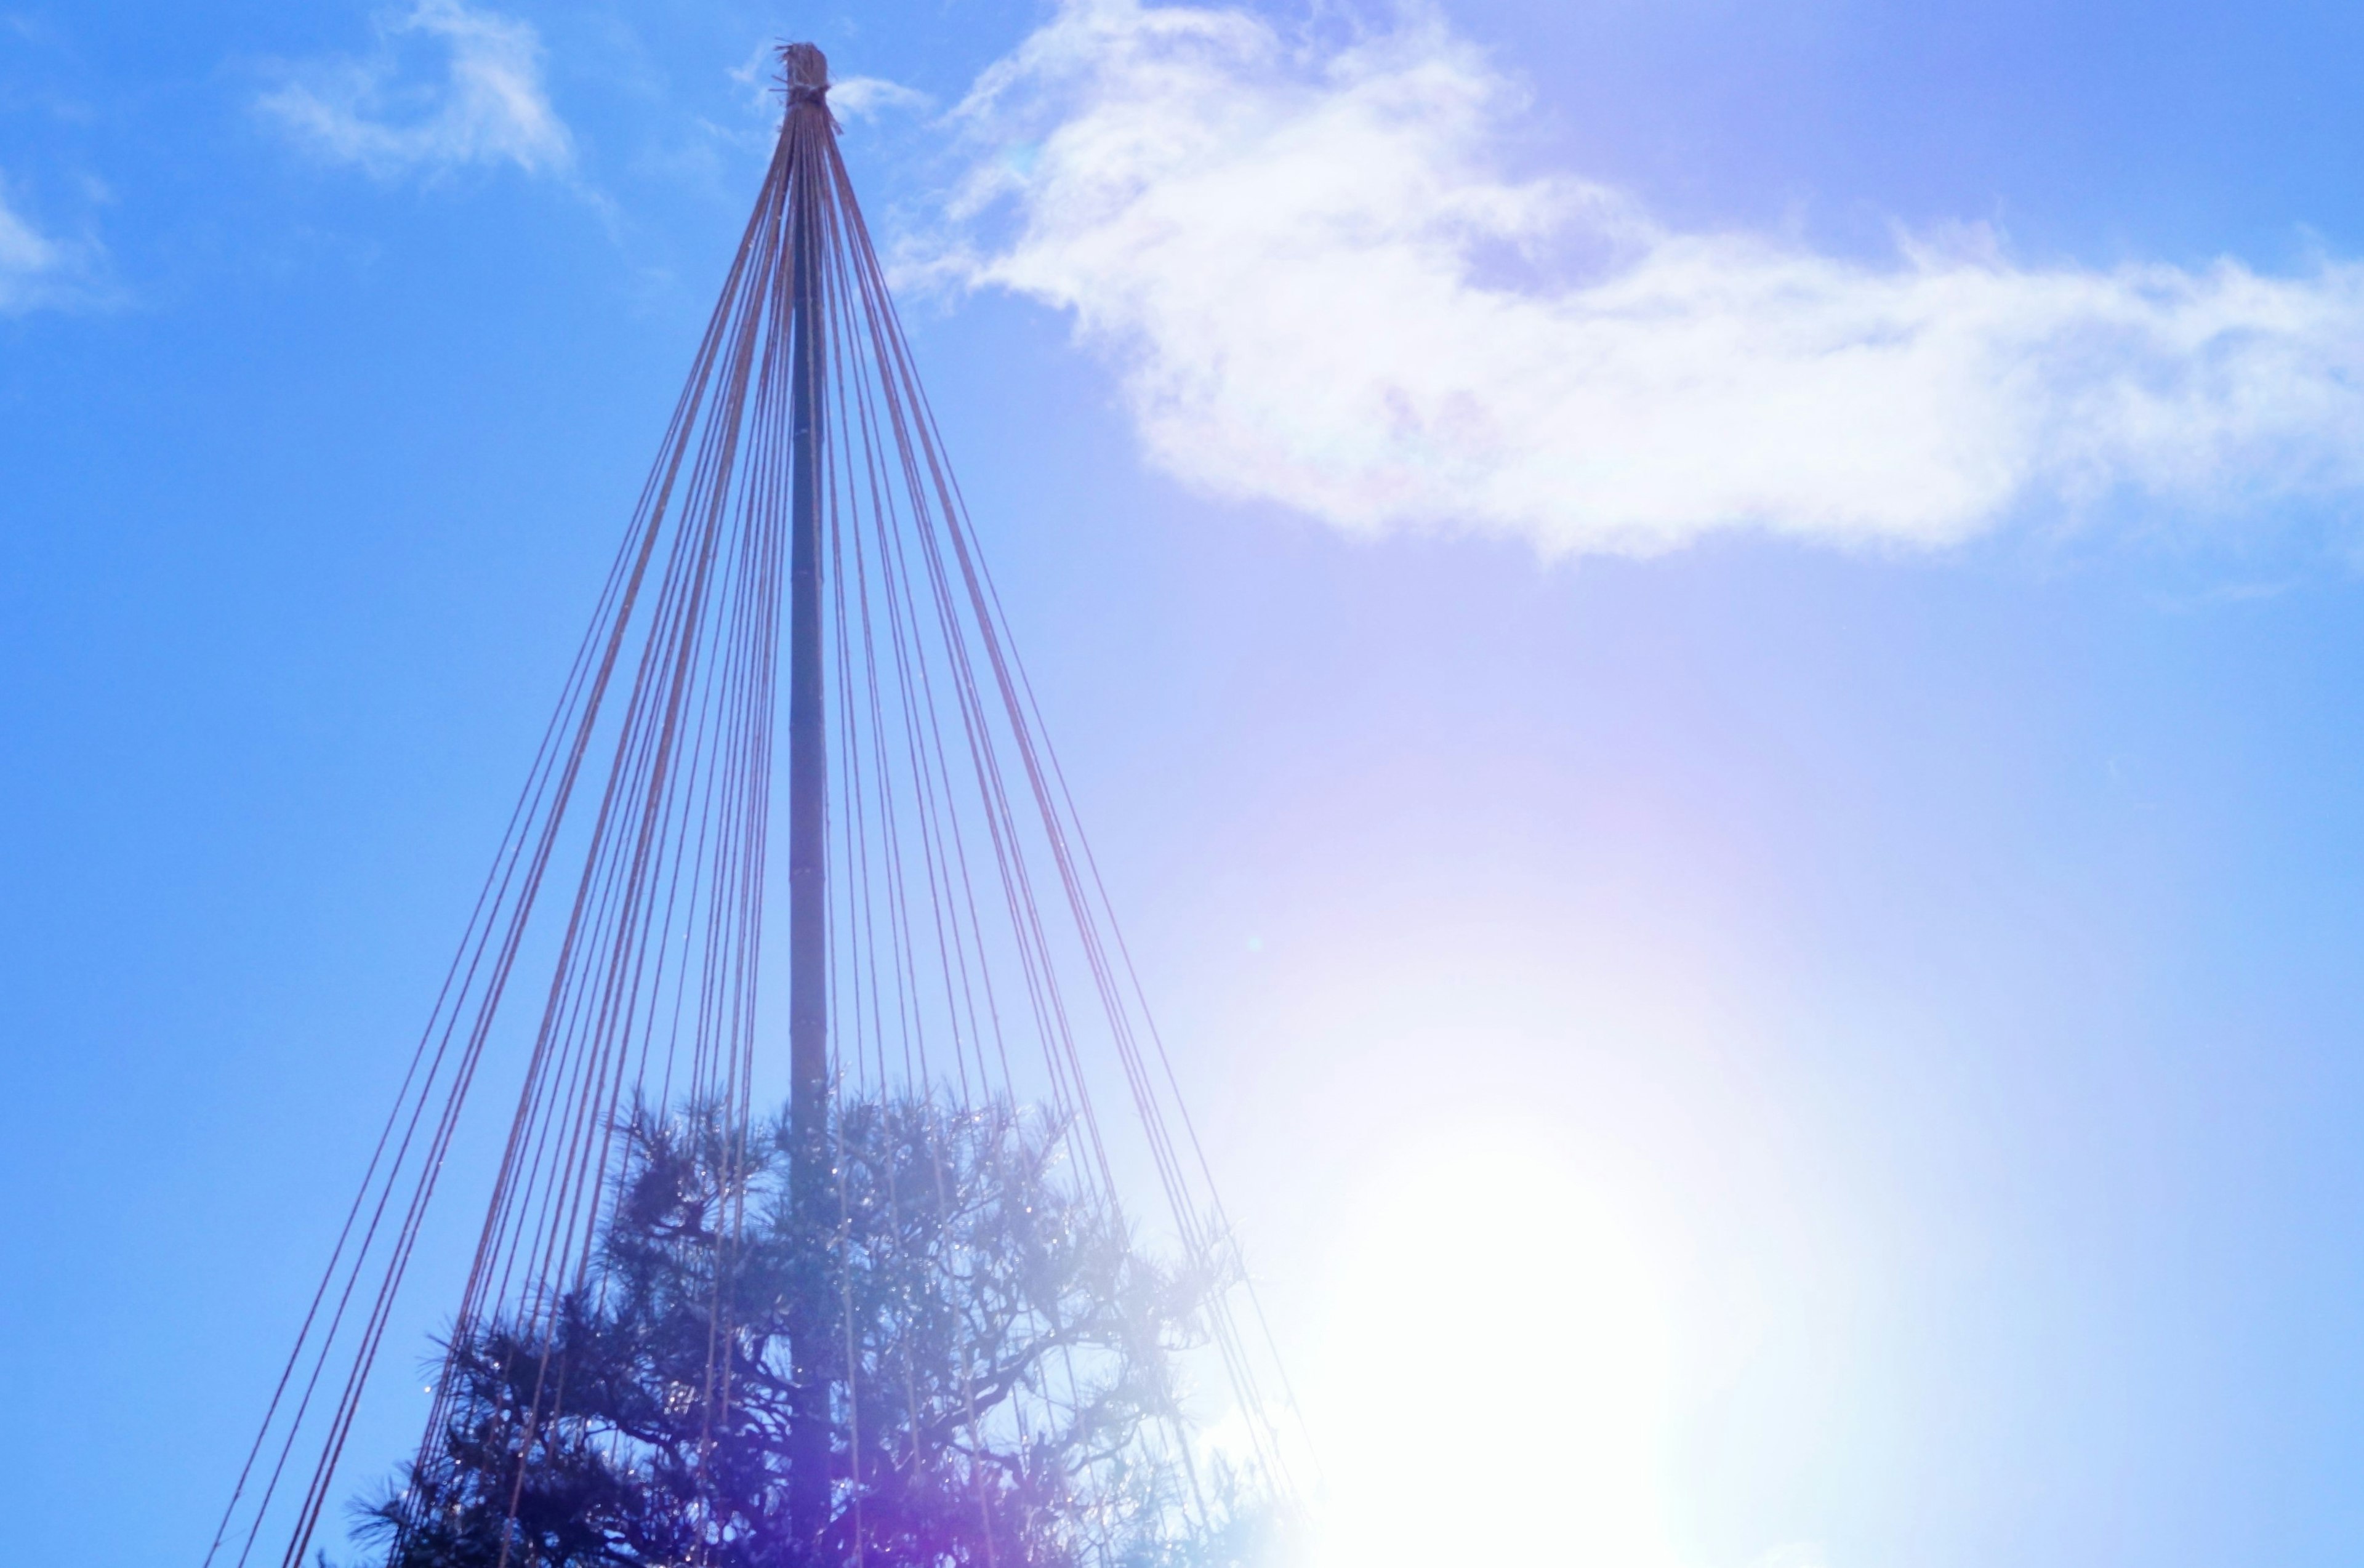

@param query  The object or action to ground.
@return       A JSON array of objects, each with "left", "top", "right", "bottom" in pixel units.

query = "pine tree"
[{"left": 352, "top": 1095, "right": 1263, "bottom": 1568}]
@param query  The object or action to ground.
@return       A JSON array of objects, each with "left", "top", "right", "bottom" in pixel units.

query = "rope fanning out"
[{"left": 207, "top": 44, "right": 1299, "bottom": 1568}]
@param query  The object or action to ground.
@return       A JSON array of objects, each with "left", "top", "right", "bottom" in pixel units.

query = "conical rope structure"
[{"left": 205, "top": 44, "right": 1293, "bottom": 1568}]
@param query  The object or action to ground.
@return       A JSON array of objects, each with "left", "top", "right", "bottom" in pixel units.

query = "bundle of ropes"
[{"left": 205, "top": 44, "right": 1290, "bottom": 1568}]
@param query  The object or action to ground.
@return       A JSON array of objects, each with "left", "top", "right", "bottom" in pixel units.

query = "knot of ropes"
[{"left": 785, "top": 42, "right": 831, "bottom": 109}]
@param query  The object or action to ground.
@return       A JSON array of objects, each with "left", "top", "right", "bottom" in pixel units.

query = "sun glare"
[{"left": 1304, "top": 1125, "right": 1681, "bottom": 1568}]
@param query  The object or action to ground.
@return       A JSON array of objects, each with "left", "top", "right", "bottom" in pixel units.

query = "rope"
[{"left": 213, "top": 41, "right": 1294, "bottom": 1568}]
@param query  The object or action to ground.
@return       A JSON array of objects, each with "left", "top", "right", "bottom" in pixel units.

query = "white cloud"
[
  {"left": 829, "top": 76, "right": 932, "bottom": 121},
  {"left": 0, "top": 171, "right": 103, "bottom": 313},
  {"left": 939, "top": 0, "right": 2364, "bottom": 557},
  {"left": 258, "top": 0, "right": 571, "bottom": 180},
  {"left": 0, "top": 181, "right": 60, "bottom": 276}
]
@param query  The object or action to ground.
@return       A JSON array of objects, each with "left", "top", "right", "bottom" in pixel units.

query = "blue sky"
[{"left": 9, "top": 1, "right": 2364, "bottom": 1565}]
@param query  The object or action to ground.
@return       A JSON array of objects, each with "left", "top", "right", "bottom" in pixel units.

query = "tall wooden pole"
[{"left": 781, "top": 39, "right": 833, "bottom": 1563}]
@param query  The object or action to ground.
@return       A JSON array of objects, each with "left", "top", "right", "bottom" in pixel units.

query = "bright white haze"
[{"left": 1303, "top": 1125, "right": 1681, "bottom": 1568}]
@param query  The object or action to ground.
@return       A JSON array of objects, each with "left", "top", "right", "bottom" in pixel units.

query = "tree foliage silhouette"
[{"left": 355, "top": 1095, "right": 1259, "bottom": 1568}]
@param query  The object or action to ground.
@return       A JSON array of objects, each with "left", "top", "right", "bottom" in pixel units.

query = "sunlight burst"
[{"left": 1305, "top": 1125, "right": 1680, "bottom": 1567}]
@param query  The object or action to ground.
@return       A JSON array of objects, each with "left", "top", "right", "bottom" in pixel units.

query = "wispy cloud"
[
  {"left": 830, "top": 76, "right": 932, "bottom": 121},
  {"left": 257, "top": 0, "right": 571, "bottom": 180},
  {"left": 0, "top": 169, "right": 105, "bottom": 313},
  {"left": 0, "top": 177, "right": 62, "bottom": 282},
  {"left": 939, "top": 0, "right": 2364, "bottom": 557}
]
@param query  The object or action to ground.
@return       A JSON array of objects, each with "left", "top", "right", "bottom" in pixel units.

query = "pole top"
[{"left": 782, "top": 42, "right": 829, "bottom": 107}]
